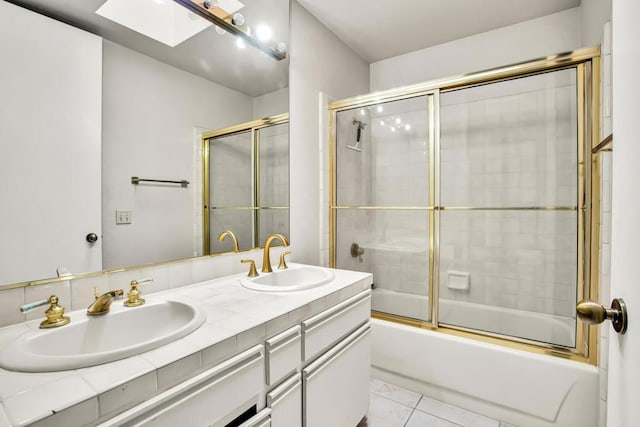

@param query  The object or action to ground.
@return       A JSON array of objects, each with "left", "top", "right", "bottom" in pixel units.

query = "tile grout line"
[{"left": 402, "top": 394, "right": 421, "bottom": 427}]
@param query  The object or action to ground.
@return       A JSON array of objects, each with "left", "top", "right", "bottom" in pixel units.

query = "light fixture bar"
[{"left": 172, "top": 0, "right": 286, "bottom": 60}]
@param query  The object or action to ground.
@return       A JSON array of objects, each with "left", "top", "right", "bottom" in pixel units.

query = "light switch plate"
[{"left": 115, "top": 209, "right": 132, "bottom": 224}]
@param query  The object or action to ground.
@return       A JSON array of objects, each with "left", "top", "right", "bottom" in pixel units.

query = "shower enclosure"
[
  {"left": 329, "top": 47, "right": 600, "bottom": 362},
  {"left": 202, "top": 114, "right": 289, "bottom": 254}
]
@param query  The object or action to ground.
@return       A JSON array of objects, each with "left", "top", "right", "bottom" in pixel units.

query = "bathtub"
[
  {"left": 372, "top": 288, "right": 576, "bottom": 347},
  {"left": 371, "top": 289, "right": 599, "bottom": 427}
]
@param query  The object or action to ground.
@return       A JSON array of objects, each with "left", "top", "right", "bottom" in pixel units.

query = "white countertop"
[{"left": 0, "top": 264, "right": 372, "bottom": 427}]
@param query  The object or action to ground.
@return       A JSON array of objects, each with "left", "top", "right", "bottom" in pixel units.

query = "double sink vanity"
[{"left": 0, "top": 260, "right": 372, "bottom": 427}]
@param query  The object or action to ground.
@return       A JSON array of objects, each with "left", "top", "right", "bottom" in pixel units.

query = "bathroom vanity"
[{"left": 0, "top": 265, "right": 372, "bottom": 427}]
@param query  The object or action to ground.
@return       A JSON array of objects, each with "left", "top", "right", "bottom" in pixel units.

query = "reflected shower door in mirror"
[
  {"left": 333, "top": 95, "right": 434, "bottom": 322},
  {"left": 0, "top": 0, "right": 289, "bottom": 288},
  {"left": 204, "top": 114, "right": 289, "bottom": 255}
]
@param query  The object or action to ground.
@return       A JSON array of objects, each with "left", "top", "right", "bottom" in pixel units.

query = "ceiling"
[
  {"left": 6, "top": 0, "right": 289, "bottom": 97},
  {"left": 6, "top": 0, "right": 583, "bottom": 95},
  {"left": 297, "top": 0, "right": 582, "bottom": 63}
]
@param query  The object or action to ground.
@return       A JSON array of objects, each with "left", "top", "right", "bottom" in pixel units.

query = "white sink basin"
[
  {"left": 240, "top": 264, "right": 335, "bottom": 292},
  {"left": 0, "top": 299, "right": 206, "bottom": 372}
]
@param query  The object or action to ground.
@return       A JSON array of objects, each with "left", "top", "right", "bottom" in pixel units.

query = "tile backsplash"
[{"left": 0, "top": 247, "right": 287, "bottom": 329}]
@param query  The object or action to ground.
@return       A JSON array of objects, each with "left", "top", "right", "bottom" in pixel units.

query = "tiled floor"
[{"left": 358, "top": 378, "right": 517, "bottom": 427}]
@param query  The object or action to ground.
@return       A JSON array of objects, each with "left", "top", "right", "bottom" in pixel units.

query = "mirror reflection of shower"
[{"left": 347, "top": 118, "right": 367, "bottom": 152}]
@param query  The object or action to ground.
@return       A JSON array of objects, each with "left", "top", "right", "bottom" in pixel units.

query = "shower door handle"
[{"left": 576, "top": 298, "right": 628, "bottom": 334}]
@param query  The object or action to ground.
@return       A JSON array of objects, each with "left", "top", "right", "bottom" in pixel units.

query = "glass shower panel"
[
  {"left": 438, "top": 210, "right": 577, "bottom": 347},
  {"left": 258, "top": 122, "right": 289, "bottom": 208},
  {"left": 336, "top": 96, "right": 430, "bottom": 207},
  {"left": 335, "top": 209, "right": 430, "bottom": 322},
  {"left": 209, "top": 209, "right": 254, "bottom": 253},
  {"left": 209, "top": 131, "right": 253, "bottom": 207},
  {"left": 258, "top": 209, "right": 290, "bottom": 246},
  {"left": 440, "top": 69, "right": 578, "bottom": 208}
]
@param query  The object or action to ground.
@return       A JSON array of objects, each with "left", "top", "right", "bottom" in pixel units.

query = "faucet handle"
[
  {"left": 278, "top": 251, "right": 291, "bottom": 270},
  {"left": 22, "top": 296, "right": 70, "bottom": 329},
  {"left": 241, "top": 259, "right": 259, "bottom": 277},
  {"left": 124, "top": 278, "right": 153, "bottom": 307},
  {"left": 20, "top": 298, "right": 51, "bottom": 313}
]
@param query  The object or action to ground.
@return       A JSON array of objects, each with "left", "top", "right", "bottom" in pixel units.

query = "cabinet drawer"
[
  {"left": 267, "top": 373, "right": 301, "bottom": 427},
  {"left": 99, "top": 345, "right": 264, "bottom": 427},
  {"left": 266, "top": 325, "right": 301, "bottom": 386},
  {"left": 302, "top": 290, "right": 370, "bottom": 362},
  {"left": 239, "top": 409, "right": 271, "bottom": 427},
  {"left": 303, "top": 324, "right": 370, "bottom": 427}
]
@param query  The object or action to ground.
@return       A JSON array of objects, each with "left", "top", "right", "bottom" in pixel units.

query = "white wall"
[
  {"left": 370, "top": 8, "right": 581, "bottom": 92},
  {"left": 580, "top": 0, "right": 612, "bottom": 48},
  {"left": 608, "top": 1, "right": 640, "bottom": 425},
  {"left": 289, "top": 1, "right": 370, "bottom": 264},
  {"left": 253, "top": 87, "right": 289, "bottom": 119},
  {"left": 0, "top": 1, "right": 103, "bottom": 285},
  {"left": 102, "top": 41, "right": 253, "bottom": 269}
]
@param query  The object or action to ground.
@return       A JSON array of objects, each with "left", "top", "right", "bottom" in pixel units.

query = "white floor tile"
[
  {"left": 370, "top": 377, "right": 422, "bottom": 408},
  {"left": 417, "top": 396, "right": 499, "bottom": 427},
  {"left": 359, "top": 392, "right": 413, "bottom": 427},
  {"left": 406, "top": 410, "right": 461, "bottom": 427}
]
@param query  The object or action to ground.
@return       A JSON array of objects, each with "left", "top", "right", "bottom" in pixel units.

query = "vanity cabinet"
[
  {"left": 301, "top": 291, "right": 371, "bottom": 362},
  {"left": 239, "top": 409, "right": 272, "bottom": 427},
  {"left": 265, "top": 325, "right": 301, "bottom": 387},
  {"left": 303, "top": 323, "right": 370, "bottom": 427},
  {"left": 267, "top": 373, "right": 302, "bottom": 426},
  {"left": 96, "top": 290, "right": 370, "bottom": 427},
  {"left": 98, "top": 345, "right": 265, "bottom": 427}
]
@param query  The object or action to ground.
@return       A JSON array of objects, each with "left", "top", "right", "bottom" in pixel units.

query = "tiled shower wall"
[
  {"left": 438, "top": 69, "right": 578, "bottom": 320},
  {"left": 209, "top": 132, "right": 254, "bottom": 253},
  {"left": 258, "top": 122, "right": 290, "bottom": 244}
]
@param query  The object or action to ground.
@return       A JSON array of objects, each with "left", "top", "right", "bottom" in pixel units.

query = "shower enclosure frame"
[
  {"left": 328, "top": 47, "right": 601, "bottom": 364},
  {"left": 202, "top": 113, "right": 289, "bottom": 255}
]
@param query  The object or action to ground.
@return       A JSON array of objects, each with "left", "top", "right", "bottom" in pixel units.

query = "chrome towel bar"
[{"left": 131, "top": 176, "right": 189, "bottom": 187}]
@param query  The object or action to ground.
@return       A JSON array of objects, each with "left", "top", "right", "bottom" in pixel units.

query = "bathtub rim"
[{"left": 371, "top": 310, "right": 593, "bottom": 364}]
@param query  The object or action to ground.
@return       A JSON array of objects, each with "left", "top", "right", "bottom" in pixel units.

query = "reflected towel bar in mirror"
[{"left": 131, "top": 177, "right": 189, "bottom": 187}]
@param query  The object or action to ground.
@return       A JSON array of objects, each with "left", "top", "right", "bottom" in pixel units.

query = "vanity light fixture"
[
  {"left": 96, "top": 0, "right": 286, "bottom": 59},
  {"left": 172, "top": 0, "right": 287, "bottom": 60}
]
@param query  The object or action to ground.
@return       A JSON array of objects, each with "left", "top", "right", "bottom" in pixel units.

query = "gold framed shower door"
[{"left": 328, "top": 47, "right": 601, "bottom": 364}]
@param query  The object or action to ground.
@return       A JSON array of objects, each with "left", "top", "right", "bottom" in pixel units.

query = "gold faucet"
[
  {"left": 278, "top": 251, "right": 291, "bottom": 270},
  {"left": 218, "top": 230, "right": 240, "bottom": 252},
  {"left": 262, "top": 233, "right": 289, "bottom": 273},
  {"left": 21, "top": 295, "right": 70, "bottom": 329},
  {"left": 124, "top": 278, "right": 153, "bottom": 307},
  {"left": 87, "top": 288, "right": 124, "bottom": 315}
]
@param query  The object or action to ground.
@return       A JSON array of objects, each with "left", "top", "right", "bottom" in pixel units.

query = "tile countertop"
[{"left": 0, "top": 264, "right": 372, "bottom": 427}]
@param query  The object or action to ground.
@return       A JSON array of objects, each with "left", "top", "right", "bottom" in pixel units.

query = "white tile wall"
[{"left": 0, "top": 247, "right": 288, "bottom": 329}]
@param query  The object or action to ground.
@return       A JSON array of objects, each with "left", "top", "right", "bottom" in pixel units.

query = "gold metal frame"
[
  {"left": 328, "top": 47, "right": 601, "bottom": 364},
  {"left": 202, "top": 113, "right": 289, "bottom": 255}
]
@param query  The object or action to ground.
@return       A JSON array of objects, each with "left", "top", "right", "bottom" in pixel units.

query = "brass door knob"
[{"left": 577, "top": 298, "right": 628, "bottom": 334}]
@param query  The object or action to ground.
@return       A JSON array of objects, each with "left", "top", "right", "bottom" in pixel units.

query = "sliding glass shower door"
[
  {"left": 330, "top": 48, "right": 599, "bottom": 357},
  {"left": 438, "top": 69, "right": 579, "bottom": 347},
  {"left": 334, "top": 95, "right": 435, "bottom": 322}
]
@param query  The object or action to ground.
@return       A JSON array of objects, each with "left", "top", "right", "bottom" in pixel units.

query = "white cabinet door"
[
  {"left": 240, "top": 408, "right": 272, "bottom": 427},
  {"left": 303, "top": 324, "right": 370, "bottom": 427},
  {"left": 99, "top": 346, "right": 264, "bottom": 427},
  {"left": 267, "top": 373, "right": 302, "bottom": 427}
]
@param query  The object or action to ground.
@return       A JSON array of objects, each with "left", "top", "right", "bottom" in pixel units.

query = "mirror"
[
  {"left": 204, "top": 114, "right": 290, "bottom": 254},
  {"left": 0, "top": 0, "right": 289, "bottom": 287}
]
